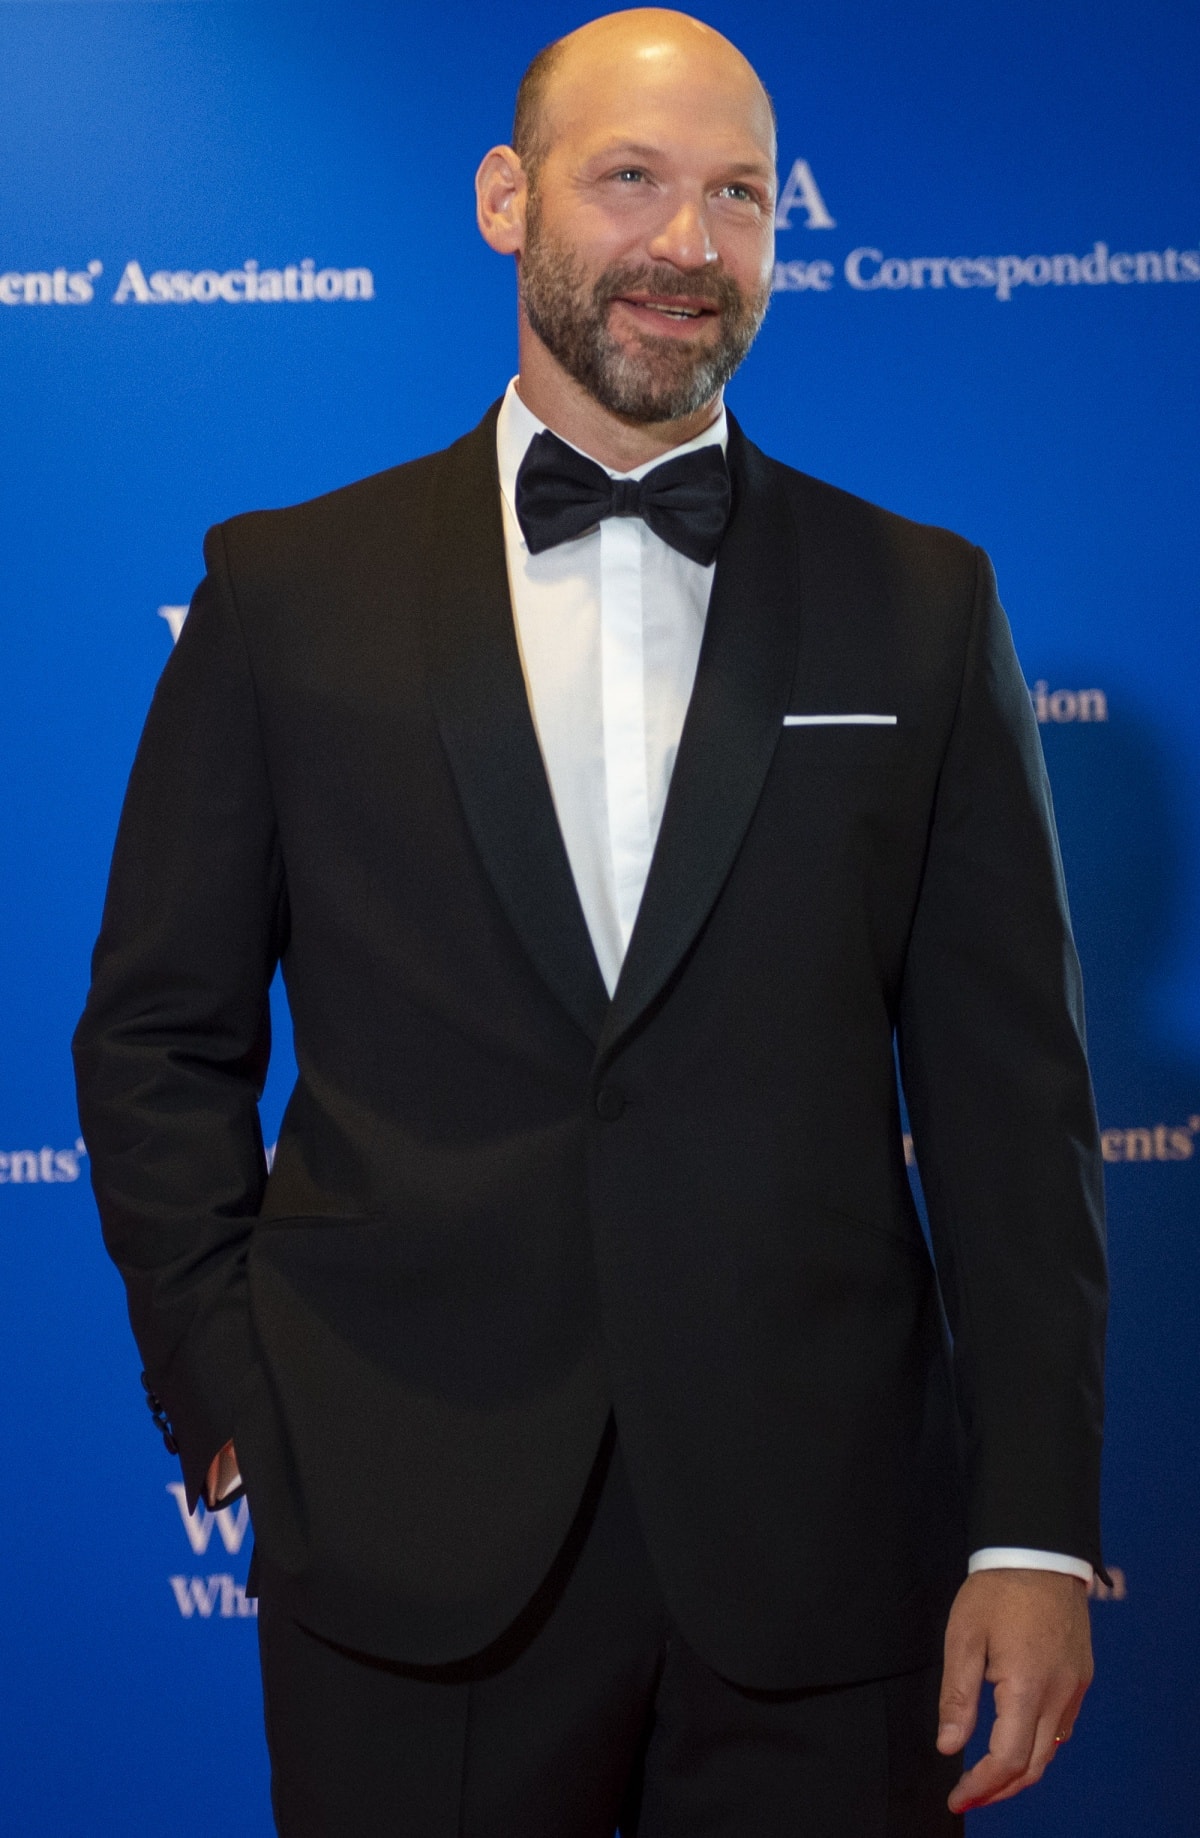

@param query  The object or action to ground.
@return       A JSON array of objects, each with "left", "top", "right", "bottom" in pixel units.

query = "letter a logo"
[{"left": 774, "top": 159, "right": 836, "bottom": 230}]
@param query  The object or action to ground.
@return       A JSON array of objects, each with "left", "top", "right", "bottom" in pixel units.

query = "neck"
[{"left": 515, "top": 328, "right": 722, "bottom": 472}]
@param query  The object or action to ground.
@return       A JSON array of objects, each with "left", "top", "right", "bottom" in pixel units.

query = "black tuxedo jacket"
[{"left": 73, "top": 403, "right": 1107, "bottom": 1688}]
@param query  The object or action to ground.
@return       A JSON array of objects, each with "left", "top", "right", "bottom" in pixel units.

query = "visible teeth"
[{"left": 646, "top": 303, "right": 700, "bottom": 317}]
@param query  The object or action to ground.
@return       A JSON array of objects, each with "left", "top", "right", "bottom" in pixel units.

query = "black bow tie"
[{"left": 515, "top": 429, "right": 732, "bottom": 567}]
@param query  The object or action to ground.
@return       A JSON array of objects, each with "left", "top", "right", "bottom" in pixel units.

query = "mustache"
[{"left": 592, "top": 261, "right": 747, "bottom": 313}]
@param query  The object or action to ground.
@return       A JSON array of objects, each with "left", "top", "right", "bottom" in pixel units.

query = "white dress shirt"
[
  {"left": 496, "top": 377, "right": 721, "bottom": 998},
  {"left": 492, "top": 377, "right": 1092, "bottom": 1588}
]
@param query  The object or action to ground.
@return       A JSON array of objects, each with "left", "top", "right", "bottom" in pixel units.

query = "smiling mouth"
[{"left": 616, "top": 295, "right": 718, "bottom": 323}]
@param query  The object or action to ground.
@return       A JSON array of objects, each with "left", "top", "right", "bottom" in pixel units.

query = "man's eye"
[
  {"left": 613, "top": 168, "right": 646, "bottom": 183},
  {"left": 719, "top": 184, "right": 755, "bottom": 203}
]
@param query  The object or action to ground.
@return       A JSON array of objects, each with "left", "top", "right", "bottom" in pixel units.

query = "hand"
[
  {"left": 205, "top": 1439, "right": 241, "bottom": 1508},
  {"left": 937, "top": 1569, "right": 1093, "bottom": 1813}
]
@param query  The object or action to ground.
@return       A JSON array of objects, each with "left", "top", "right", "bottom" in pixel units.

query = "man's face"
[{"left": 516, "top": 37, "right": 776, "bottom": 424}]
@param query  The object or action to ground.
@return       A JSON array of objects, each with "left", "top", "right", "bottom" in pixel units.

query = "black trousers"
[{"left": 257, "top": 1427, "right": 962, "bottom": 1837}]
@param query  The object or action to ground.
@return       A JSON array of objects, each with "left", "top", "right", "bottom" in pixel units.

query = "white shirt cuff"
[
  {"left": 968, "top": 1546, "right": 1093, "bottom": 1584},
  {"left": 207, "top": 1442, "right": 244, "bottom": 1508}
]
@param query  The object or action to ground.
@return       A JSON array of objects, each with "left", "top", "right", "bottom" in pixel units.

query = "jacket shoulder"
[
  {"left": 204, "top": 409, "right": 498, "bottom": 594},
  {"left": 747, "top": 439, "right": 980, "bottom": 598}
]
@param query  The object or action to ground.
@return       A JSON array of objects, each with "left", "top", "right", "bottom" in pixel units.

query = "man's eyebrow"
[
  {"left": 718, "top": 161, "right": 777, "bottom": 183},
  {"left": 582, "top": 141, "right": 670, "bottom": 163},
  {"left": 585, "top": 142, "right": 776, "bottom": 180}
]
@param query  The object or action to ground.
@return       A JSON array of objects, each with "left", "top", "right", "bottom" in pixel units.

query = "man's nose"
[{"left": 646, "top": 198, "right": 719, "bottom": 269}]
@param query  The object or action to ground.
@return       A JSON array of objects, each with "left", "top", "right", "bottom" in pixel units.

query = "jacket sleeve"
[
  {"left": 72, "top": 523, "right": 286, "bottom": 1507},
  {"left": 896, "top": 546, "right": 1108, "bottom": 1571}
]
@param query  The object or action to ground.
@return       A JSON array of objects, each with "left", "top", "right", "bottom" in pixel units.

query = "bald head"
[
  {"left": 513, "top": 10, "right": 775, "bottom": 185},
  {"left": 477, "top": 7, "right": 776, "bottom": 462}
]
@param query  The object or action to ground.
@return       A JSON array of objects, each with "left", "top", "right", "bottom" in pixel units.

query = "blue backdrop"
[{"left": 2, "top": 1, "right": 1197, "bottom": 1831}]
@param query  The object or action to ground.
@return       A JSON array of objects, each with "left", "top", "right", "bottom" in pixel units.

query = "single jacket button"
[{"left": 595, "top": 1085, "right": 625, "bottom": 1121}]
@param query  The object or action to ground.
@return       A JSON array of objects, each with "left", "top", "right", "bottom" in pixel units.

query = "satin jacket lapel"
[
  {"left": 600, "top": 419, "right": 801, "bottom": 1058},
  {"left": 417, "top": 405, "right": 610, "bottom": 1043}
]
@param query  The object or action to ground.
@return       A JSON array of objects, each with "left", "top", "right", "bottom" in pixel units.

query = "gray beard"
[{"left": 519, "top": 209, "right": 770, "bottom": 425}]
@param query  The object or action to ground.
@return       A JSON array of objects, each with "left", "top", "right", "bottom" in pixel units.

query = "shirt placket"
[{"left": 599, "top": 515, "right": 653, "bottom": 955}]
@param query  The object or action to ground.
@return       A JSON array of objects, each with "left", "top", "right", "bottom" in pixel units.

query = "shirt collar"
[{"left": 496, "top": 375, "right": 728, "bottom": 530}]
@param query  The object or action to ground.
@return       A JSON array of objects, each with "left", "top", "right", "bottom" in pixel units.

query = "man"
[{"left": 74, "top": 11, "right": 1107, "bottom": 1835}]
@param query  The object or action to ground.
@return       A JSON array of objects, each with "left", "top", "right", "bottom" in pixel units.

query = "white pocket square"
[{"left": 782, "top": 713, "right": 897, "bottom": 727}]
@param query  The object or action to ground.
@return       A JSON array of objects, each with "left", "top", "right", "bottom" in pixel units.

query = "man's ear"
[{"left": 476, "top": 145, "right": 527, "bottom": 255}]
